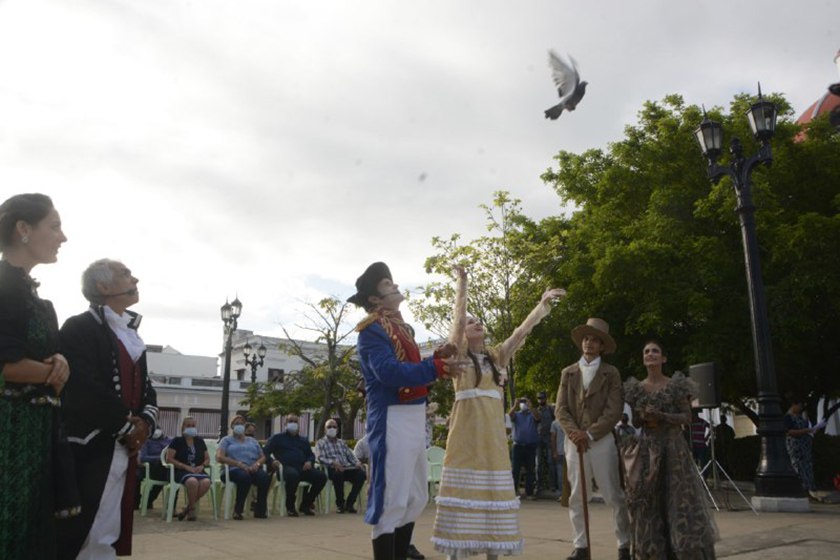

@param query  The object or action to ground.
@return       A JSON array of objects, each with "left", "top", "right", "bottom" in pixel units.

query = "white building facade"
[{"left": 146, "top": 330, "right": 355, "bottom": 441}]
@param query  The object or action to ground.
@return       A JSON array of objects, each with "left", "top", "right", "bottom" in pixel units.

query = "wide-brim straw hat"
[{"left": 570, "top": 317, "right": 617, "bottom": 355}]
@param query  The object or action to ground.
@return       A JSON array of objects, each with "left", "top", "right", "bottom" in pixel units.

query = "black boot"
[
  {"left": 393, "top": 522, "right": 414, "bottom": 560},
  {"left": 372, "top": 533, "right": 395, "bottom": 560}
]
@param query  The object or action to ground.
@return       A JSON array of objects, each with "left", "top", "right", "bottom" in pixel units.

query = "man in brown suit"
[{"left": 555, "top": 318, "right": 630, "bottom": 560}]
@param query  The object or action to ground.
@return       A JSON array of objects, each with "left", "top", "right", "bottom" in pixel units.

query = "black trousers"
[
  {"left": 328, "top": 466, "right": 366, "bottom": 508},
  {"left": 282, "top": 465, "right": 327, "bottom": 511},
  {"left": 511, "top": 443, "right": 537, "bottom": 496}
]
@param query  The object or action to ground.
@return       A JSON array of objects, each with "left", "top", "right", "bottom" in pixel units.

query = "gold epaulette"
[{"left": 355, "top": 313, "right": 379, "bottom": 332}]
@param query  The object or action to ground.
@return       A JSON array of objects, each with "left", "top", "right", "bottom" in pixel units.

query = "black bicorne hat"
[{"left": 347, "top": 262, "right": 392, "bottom": 307}]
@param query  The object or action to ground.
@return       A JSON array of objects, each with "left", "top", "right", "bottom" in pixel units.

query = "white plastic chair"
[{"left": 159, "top": 447, "right": 218, "bottom": 522}]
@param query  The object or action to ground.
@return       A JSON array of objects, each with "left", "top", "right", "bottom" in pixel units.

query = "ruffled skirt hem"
[{"left": 432, "top": 537, "right": 524, "bottom": 558}]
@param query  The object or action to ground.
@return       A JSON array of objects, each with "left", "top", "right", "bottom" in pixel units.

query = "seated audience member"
[
  {"left": 136, "top": 428, "right": 171, "bottom": 509},
  {"left": 244, "top": 422, "right": 257, "bottom": 438},
  {"left": 264, "top": 413, "right": 327, "bottom": 516},
  {"left": 316, "top": 419, "right": 367, "bottom": 513},
  {"left": 216, "top": 415, "right": 270, "bottom": 520},
  {"left": 166, "top": 416, "right": 212, "bottom": 520}
]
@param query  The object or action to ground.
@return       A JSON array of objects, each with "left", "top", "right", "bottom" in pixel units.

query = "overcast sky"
[{"left": 1, "top": 0, "right": 838, "bottom": 358}]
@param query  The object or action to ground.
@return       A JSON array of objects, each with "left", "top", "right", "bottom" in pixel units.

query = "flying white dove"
[{"left": 544, "top": 50, "right": 587, "bottom": 120}]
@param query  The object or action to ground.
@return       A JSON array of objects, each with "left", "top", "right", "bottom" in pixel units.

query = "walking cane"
[{"left": 578, "top": 442, "right": 592, "bottom": 560}]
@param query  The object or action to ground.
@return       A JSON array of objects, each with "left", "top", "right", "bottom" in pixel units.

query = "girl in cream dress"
[{"left": 432, "top": 267, "right": 565, "bottom": 559}]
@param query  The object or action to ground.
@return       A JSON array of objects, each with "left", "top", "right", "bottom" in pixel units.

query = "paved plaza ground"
[{"left": 131, "top": 489, "right": 840, "bottom": 559}]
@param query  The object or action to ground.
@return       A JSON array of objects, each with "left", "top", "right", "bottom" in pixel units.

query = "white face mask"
[
  {"left": 519, "top": 403, "right": 528, "bottom": 411},
  {"left": 326, "top": 427, "right": 338, "bottom": 438},
  {"left": 286, "top": 422, "right": 299, "bottom": 433}
]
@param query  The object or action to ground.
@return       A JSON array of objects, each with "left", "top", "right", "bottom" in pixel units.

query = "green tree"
[
  {"left": 243, "top": 297, "right": 363, "bottom": 437},
  {"left": 536, "top": 93, "right": 840, "bottom": 419},
  {"left": 409, "top": 191, "right": 567, "bottom": 406}
]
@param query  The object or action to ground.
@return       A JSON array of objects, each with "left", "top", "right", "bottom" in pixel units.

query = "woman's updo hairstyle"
[{"left": 0, "top": 193, "right": 54, "bottom": 251}]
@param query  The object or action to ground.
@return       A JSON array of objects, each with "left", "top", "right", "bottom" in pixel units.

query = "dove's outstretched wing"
[{"left": 548, "top": 50, "right": 580, "bottom": 100}]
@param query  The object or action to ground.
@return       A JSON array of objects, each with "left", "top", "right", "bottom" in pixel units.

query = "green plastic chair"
[
  {"left": 427, "top": 445, "right": 445, "bottom": 502},
  {"left": 139, "top": 451, "right": 169, "bottom": 517}
]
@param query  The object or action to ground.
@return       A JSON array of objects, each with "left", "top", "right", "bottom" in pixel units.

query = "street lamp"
[
  {"left": 694, "top": 85, "right": 803, "bottom": 502},
  {"left": 243, "top": 339, "right": 267, "bottom": 384},
  {"left": 219, "top": 297, "right": 242, "bottom": 440}
]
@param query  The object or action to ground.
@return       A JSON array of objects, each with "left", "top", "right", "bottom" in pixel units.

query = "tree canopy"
[
  {"left": 243, "top": 297, "right": 363, "bottom": 437},
  {"left": 412, "top": 93, "right": 840, "bottom": 418},
  {"left": 535, "top": 93, "right": 840, "bottom": 411}
]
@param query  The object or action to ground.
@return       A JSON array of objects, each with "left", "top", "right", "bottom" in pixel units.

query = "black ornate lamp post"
[
  {"left": 694, "top": 86, "right": 802, "bottom": 499},
  {"left": 243, "top": 340, "right": 267, "bottom": 384},
  {"left": 219, "top": 297, "right": 242, "bottom": 440}
]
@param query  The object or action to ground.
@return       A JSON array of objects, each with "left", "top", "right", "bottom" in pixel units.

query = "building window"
[
  {"left": 268, "top": 368, "right": 284, "bottom": 383},
  {"left": 188, "top": 409, "right": 221, "bottom": 438},
  {"left": 157, "top": 408, "right": 181, "bottom": 438},
  {"left": 235, "top": 368, "right": 245, "bottom": 381}
]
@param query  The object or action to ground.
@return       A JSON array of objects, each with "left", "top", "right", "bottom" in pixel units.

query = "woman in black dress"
[
  {"left": 166, "top": 416, "right": 212, "bottom": 520},
  {"left": 0, "top": 193, "right": 75, "bottom": 558}
]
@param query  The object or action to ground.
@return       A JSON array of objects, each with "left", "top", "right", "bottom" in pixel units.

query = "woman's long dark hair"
[{"left": 467, "top": 348, "right": 503, "bottom": 387}]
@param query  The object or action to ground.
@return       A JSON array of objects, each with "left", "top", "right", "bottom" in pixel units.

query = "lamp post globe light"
[
  {"left": 694, "top": 86, "right": 804, "bottom": 507},
  {"left": 243, "top": 340, "right": 267, "bottom": 384},
  {"left": 219, "top": 297, "right": 242, "bottom": 440}
]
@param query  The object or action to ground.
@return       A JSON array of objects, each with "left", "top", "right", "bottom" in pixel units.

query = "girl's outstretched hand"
[{"left": 541, "top": 288, "right": 567, "bottom": 305}]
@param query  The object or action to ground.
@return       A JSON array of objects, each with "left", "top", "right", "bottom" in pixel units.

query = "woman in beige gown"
[{"left": 431, "top": 267, "right": 564, "bottom": 559}]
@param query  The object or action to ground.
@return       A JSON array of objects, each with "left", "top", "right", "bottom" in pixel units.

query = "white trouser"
[
  {"left": 78, "top": 443, "right": 128, "bottom": 560},
  {"left": 565, "top": 435, "right": 629, "bottom": 549},
  {"left": 371, "top": 404, "right": 428, "bottom": 538}
]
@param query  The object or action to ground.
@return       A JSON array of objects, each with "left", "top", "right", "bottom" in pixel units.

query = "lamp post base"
[
  {"left": 754, "top": 470, "right": 807, "bottom": 498},
  {"left": 750, "top": 495, "right": 810, "bottom": 513}
]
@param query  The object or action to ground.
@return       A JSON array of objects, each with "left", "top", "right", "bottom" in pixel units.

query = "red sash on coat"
[
  {"left": 375, "top": 310, "right": 429, "bottom": 402},
  {"left": 114, "top": 341, "right": 141, "bottom": 556}
]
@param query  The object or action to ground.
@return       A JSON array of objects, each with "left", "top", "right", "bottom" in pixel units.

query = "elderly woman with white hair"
[
  {"left": 431, "top": 266, "right": 565, "bottom": 559},
  {"left": 57, "top": 258, "right": 158, "bottom": 560}
]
